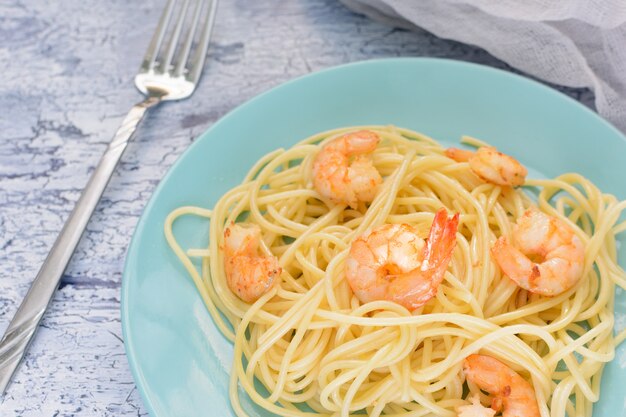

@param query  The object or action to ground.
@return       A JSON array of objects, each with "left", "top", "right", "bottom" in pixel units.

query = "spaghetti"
[{"left": 165, "top": 126, "right": 626, "bottom": 417}]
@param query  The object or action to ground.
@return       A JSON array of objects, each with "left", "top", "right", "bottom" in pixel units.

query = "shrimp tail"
[
  {"left": 422, "top": 208, "right": 459, "bottom": 276},
  {"left": 445, "top": 147, "right": 473, "bottom": 162}
]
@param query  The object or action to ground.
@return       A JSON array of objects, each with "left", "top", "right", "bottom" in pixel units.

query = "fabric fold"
[{"left": 341, "top": 0, "right": 626, "bottom": 133}]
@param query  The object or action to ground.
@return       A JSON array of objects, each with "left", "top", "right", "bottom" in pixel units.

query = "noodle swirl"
[{"left": 165, "top": 126, "right": 626, "bottom": 417}]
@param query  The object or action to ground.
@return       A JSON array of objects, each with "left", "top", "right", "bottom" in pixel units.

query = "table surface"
[{"left": 0, "top": 0, "right": 596, "bottom": 415}]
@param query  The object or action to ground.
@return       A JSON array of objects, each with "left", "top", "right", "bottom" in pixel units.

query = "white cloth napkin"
[{"left": 341, "top": 0, "right": 626, "bottom": 133}]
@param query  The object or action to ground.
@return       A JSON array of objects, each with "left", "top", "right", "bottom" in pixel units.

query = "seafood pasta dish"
[{"left": 165, "top": 126, "right": 626, "bottom": 417}]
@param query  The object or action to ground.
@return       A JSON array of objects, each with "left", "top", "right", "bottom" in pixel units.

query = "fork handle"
[{"left": 0, "top": 95, "right": 162, "bottom": 395}]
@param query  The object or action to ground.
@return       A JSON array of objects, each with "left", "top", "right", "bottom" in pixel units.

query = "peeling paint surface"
[{"left": 0, "top": 0, "right": 596, "bottom": 415}]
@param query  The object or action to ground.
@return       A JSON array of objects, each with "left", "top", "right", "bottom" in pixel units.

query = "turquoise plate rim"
[{"left": 121, "top": 57, "right": 626, "bottom": 417}]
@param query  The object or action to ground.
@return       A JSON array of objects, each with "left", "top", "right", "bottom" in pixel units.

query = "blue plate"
[{"left": 121, "top": 58, "right": 626, "bottom": 417}]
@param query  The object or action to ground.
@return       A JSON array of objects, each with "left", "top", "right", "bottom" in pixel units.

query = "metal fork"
[{"left": 0, "top": 0, "right": 218, "bottom": 395}]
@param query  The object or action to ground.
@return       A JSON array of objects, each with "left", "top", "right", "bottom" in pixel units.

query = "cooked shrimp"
[
  {"left": 312, "top": 130, "right": 383, "bottom": 208},
  {"left": 345, "top": 208, "right": 459, "bottom": 310},
  {"left": 463, "top": 354, "right": 539, "bottom": 417},
  {"left": 456, "top": 395, "right": 496, "bottom": 417},
  {"left": 223, "top": 223, "right": 281, "bottom": 303},
  {"left": 445, "top": 146, "right": 527, "bottom": 186},
  {"left": 491, "top": 207, "right": 585, "bottom": 296}
]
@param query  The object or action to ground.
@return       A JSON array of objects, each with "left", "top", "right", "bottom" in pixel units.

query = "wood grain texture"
[{"left": 0, "top": 0, "right": 594, "bottom": 415}]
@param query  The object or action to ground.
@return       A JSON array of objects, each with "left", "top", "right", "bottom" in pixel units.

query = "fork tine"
[
  {"left": 173, "top": 0, "right": 203, "bottom": 77},
  {"left": 160, "top": 0, "right": 191, "bottom": 74},
  {"left": 187, "top": 0, "right": 218, "bottom": 85},
  {"left": 140, "top": 0, "right": 177, "bottom": 72}
]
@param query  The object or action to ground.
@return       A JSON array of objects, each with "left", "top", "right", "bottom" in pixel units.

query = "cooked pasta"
[{"left": 165, "top": 126, "right": 626, "bottom": 417}]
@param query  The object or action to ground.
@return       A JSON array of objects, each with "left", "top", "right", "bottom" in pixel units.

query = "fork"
[{"left": 0, "top": 0, "right": 218, "bottom": 395}]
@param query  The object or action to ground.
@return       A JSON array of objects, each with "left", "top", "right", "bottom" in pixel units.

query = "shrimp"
[
  {"left": 445, "top": 146, "right": 527, "bottom": 187},
  {"left": 223, "top": 223, "right": 281, "bottom": 303},
  {"left": 312, "top": 130, "right": 383, "bottom": 208},
  {"left": 463, "top": 354, "right": 540, "bottom": 417},
  {"left": 345, "top": 208, "right": 459, "bottom": 310},
  {"left": 491, "top": 206, "right": 585, "bottom": 296}
]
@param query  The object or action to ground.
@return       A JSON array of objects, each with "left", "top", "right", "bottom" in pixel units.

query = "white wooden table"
[{"left": 0, "top": 0, "right": 595, "bottom": 415}]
